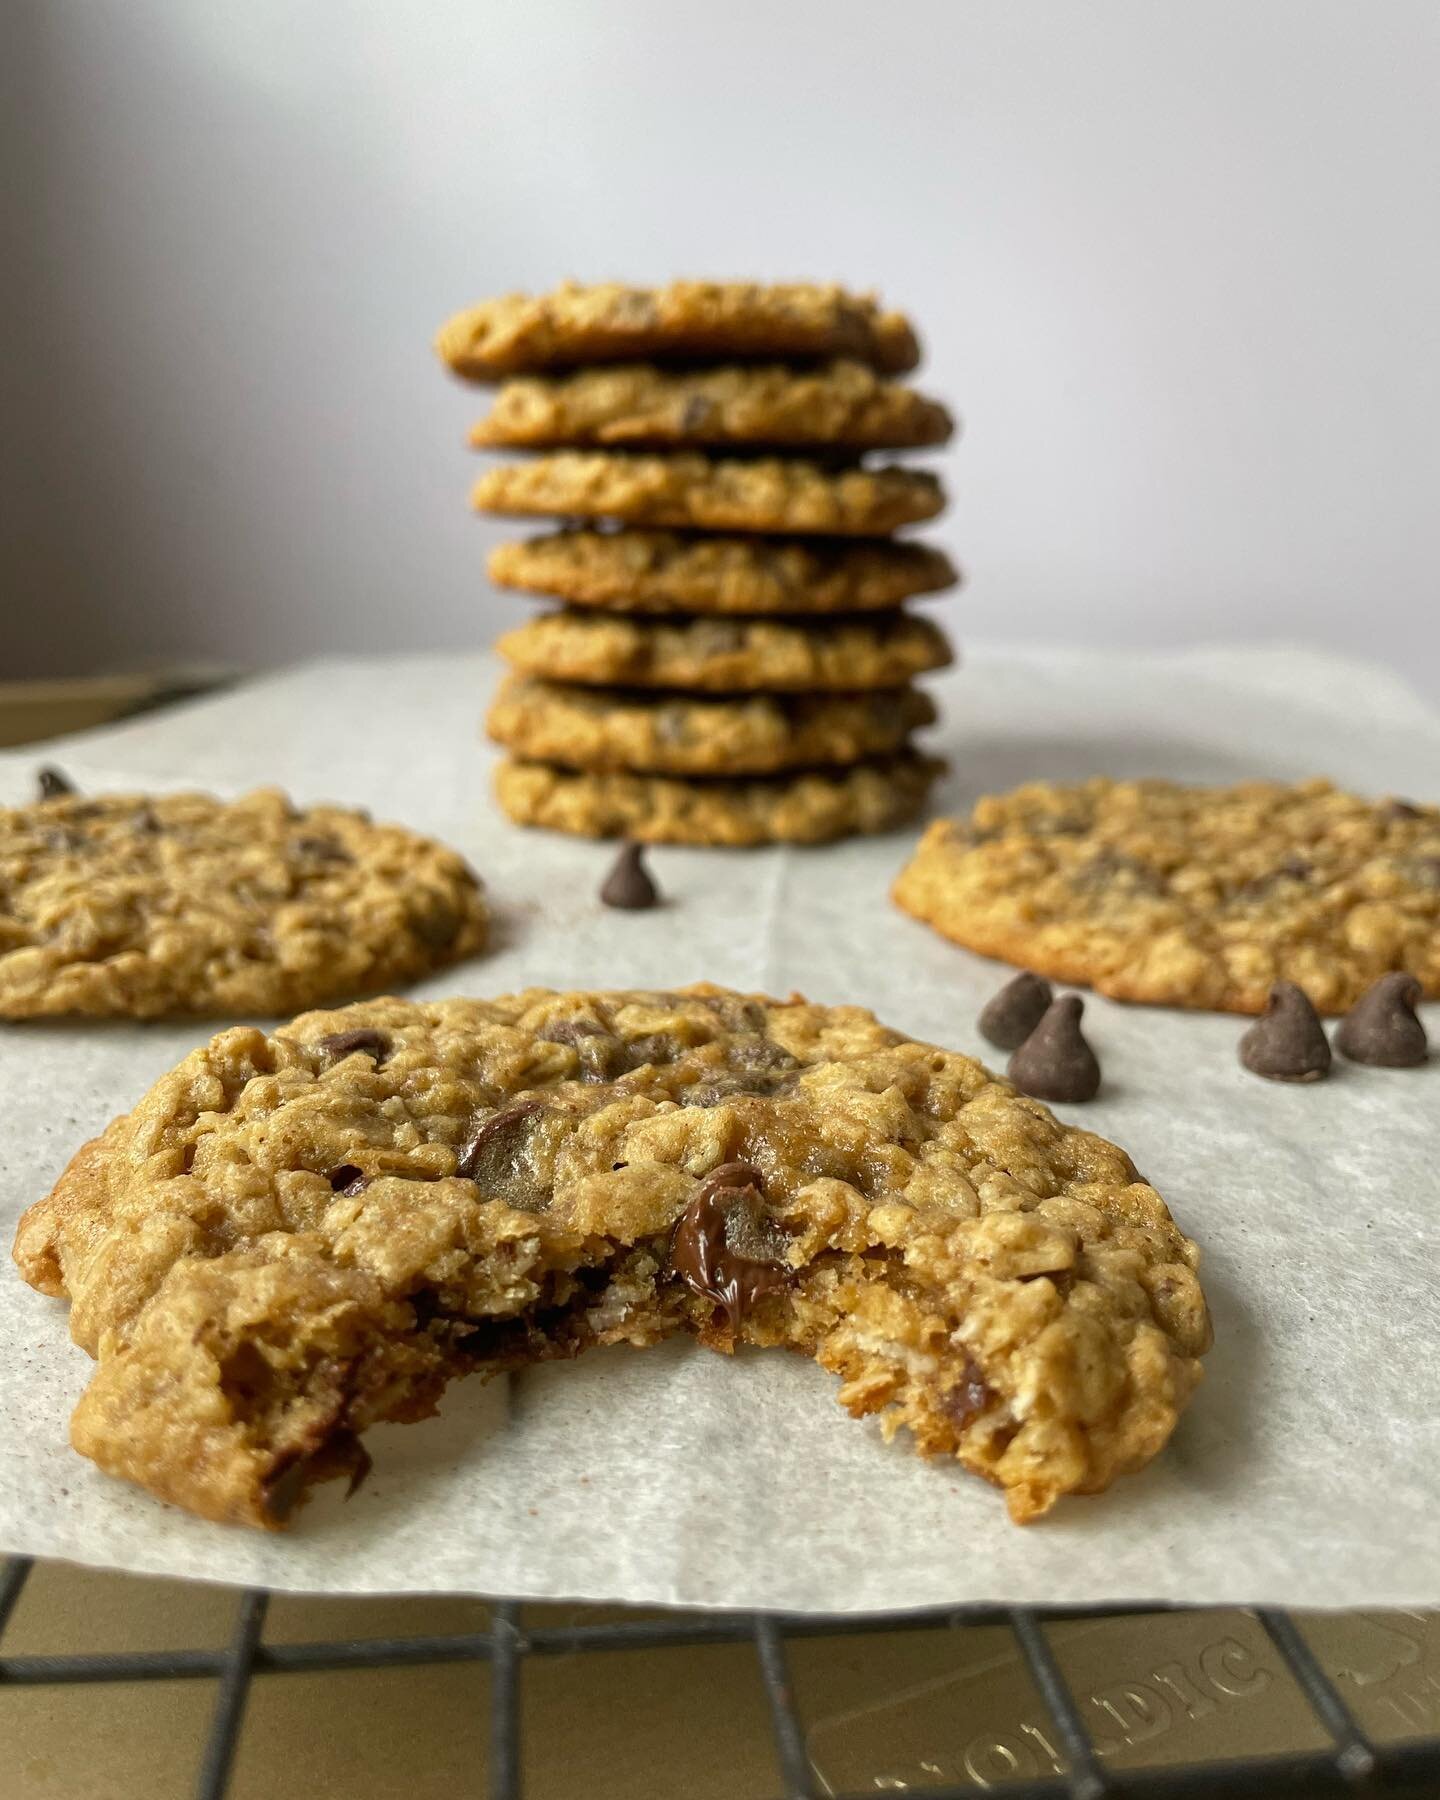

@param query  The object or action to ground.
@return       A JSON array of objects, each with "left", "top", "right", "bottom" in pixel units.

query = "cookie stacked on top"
[{"left": 436, "top": 280, "right": 958, "bottom": 845}]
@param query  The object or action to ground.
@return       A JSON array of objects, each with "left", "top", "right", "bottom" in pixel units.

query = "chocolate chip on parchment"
[
  {"left": 600, "top": 841, "right": 660, "bottom": 910},
  {"left": 978, "top": 971, "right": 1054, "bottom": 1052},
  {"left": 668, "top": 1161, "right": 791, "bottom": 1326},
  {"left": 1007, "top": 995, "right": 1101, "bottom": 1103},
  {"left": 317, "top": 1029, "right": 391, "bottom": 1065},
  {"left": 36, "top": 767, "right": 76, "bottom": 800},
  {"left": 1238, "top": 982, "right": 1331, "bottom": 1082},
  {"left": 1334, "top": 972, "right": 1428, "bottom": 1068}
]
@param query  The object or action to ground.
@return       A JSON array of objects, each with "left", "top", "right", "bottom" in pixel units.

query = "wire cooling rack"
[{"left": 2, "top": 1554, "right": 1437, "bottom": 1799}]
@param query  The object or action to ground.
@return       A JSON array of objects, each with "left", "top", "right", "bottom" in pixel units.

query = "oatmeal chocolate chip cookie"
[
  {"left": 495, "top": 609, "right": 953, "bottom": 693},
  {"left": 14, "top": 984, "right": 1209, "bottom": 1527},
  {"left": 494, "top": 753, "right": 944, "bottom": 845},
  {"left": 486, "top": 675, "right": 937, "bottom": 776},
  {"left": 489, "top": 530, "right": 958, "bottom": 615},
  {"left": 0, "top": 787, "right": 488, "bottom": 1019},
  {"left": 469, "top": 360, "right": 953, "bottom": 451},
  {"left": 436, "top": 280, "right": 920, "bottom": 378},
  {"left": 894, "top": 777, "right": 1440, "bottom": 1015},
  {"left": 472, "top": 451, "right": 944, "bottom": 536}
]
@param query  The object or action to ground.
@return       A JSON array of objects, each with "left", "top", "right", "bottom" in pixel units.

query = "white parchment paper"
[{"left": 1, "top": 644, "right": 1437, "bottom": 1610}]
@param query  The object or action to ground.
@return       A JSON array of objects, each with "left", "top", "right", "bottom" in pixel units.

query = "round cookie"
[
  {"left": 495, "top": 609, "right": 954, "bottom": 693},
  {"left": 0, "top": 786, "right": 488, "bottom": 1019},
  {"left": 469, "top": 360, "right": 953, "bottom": 451},
  {"left": 494, "top": 752, "right": 945, "bottom": 844},
  {"left": 486, "top": 674, "right": 938, "bottom": 775},
  {"left": 15, "top": 985, "right": 1208, "bottom": 1527},
  {"left": 436, "top": 279, "right": 920, "bottom": 378},
  {"left": 472, "top": 451, "right": 944, "bottom": 537},
  {"left": 893, "top": 776, "right": 1440, "bottom": 1015},
  {"left": 489, "top": 530, "right": 959, "bottom": 615}
]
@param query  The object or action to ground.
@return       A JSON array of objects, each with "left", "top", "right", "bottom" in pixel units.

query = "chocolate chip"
[
  {"left": 317, "top": 1028, "right": 391, "bottom": 1065},
  {"left": 942, "top": 1359, "right": 994, "bottom": 1432},
  {"left": 600, "top": 841, "right": 660, "bottom": 910},
  {"left": 261, "top": 1431, "right": 371, "bottom": 1525},
  {"left": 327, "top": 1164, "right": 367, "bottom": 1194},
  {"left": 1238, "top": 982, "right": 1332, "bottom": 1082},
  {"left": 36, "top": 767, "right": 76, "bottom": 800},
  {"left": 1334, "top": 972, "right": 1428, "bottom": 1068},
  {"left": 1007, "top": 995, "right": 1101, "bottom": 1102},
  {"left": 678, "top": 395, "right": 714, "bottom": 433},
  {"left": 669, "top": 1162, "right": 791, "bottom": 1326},
  {"left": 295, "top": 835, "right": 353, "bottom": 864},
  {"left": 456, "top": 1099, "right": 546, "bottom": 1194},
  {"left": 978, "top": 971, "right": 1054, "bottom": 1052},
  {"left": 1381, "top": 798, "right": 1424, "bottom": 820}
]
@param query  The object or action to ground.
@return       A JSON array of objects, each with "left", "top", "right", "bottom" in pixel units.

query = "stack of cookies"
[{"left": 436, "top": 280, "right": 958, "bottom": 846}]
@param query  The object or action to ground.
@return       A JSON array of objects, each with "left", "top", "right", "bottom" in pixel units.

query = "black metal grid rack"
[{"left": 2, "top": 1554, "right": 1437, "bottom": 1799}]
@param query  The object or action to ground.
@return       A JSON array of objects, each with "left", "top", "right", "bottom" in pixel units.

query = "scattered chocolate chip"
[
  {"left": 1334, "top": 972, "right": 1428, "bottom": 1068},
  {"left": 978, "top": 971, "right": 1054, "bottom": 1052},
  {"left": 538, "top": 1018, "right": 608, "bottom": 1046},
  {"left": 317, "top": 1028, "right": 391, "bottom": 1065},
  {"left": 669, "top": 1162, "right": 791, "bottom": 1326},
  {"left": 1238, "top": 982, "right": 1332, "bottom": 1082},
  {"left": 456, "top": 1099, "right": 546, "bottom": 1193},
  {"left": 36, "top": 767, "right": 76, "bottom": 799},
  {"left": 1381, "top": 798, "right": 1424, "bottom": 820},
  {"left": 600, "top": 841, "right": 660, "bottom": 910},
  {"left": 327, "top": 1164, "right": 366, "bottom": 1194},
  {"left": 1007, "top": 995, "right": 1101, "bottom": 1102}
]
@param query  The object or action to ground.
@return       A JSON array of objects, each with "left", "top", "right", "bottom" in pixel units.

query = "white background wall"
[{"left": 5, "top": 0, "right": 1438, "bottom": 693}]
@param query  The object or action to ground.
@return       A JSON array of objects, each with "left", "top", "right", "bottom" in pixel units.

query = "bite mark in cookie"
[{"left": 12, "top": 985, "right": 1210, "bottom": 1528}]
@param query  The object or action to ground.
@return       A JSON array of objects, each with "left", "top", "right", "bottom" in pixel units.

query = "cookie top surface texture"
[
  {"left": 472, "top": 451, "right": 945, "bottom": 536},
  {"left": 488, "top": 530, "right": 958, "bottom": 614},
  {"left": 470, "top": 360, "right": 953, "bottom": 450},
  {"left": 894, "top": 776, "right": 1440, "bottom": 1014},
  {"left": 495, "top": 608, "right": 954, "bottom": 692},
  {"left": 13, "top": 984, "right": 1210, "bottom": 1527},
  {"left": 437, "top": 280, "right": 920, "bottom": 378},
  {"left": 0, "top": 787, "right": 488, "bottom": 1018}
]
